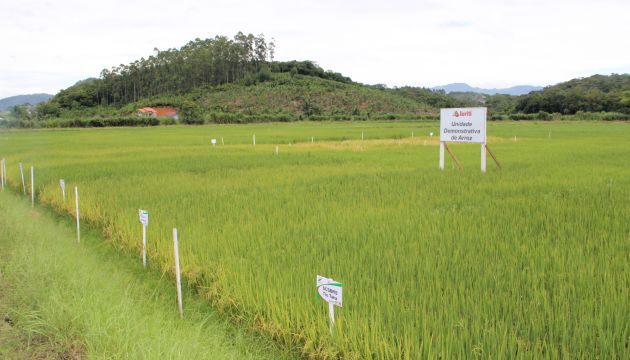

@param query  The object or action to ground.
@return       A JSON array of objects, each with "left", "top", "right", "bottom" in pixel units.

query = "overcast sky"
[{"left": 1, "top": 0, "right": 629, "bottom": 98}]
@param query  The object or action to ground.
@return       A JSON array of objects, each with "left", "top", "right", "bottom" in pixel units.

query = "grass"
[
  {"left": 0, "top": 190, "right": 294, "bottom": 359},
  {"left": 1, "top": 120, "right": 629, "bottom": 358}
]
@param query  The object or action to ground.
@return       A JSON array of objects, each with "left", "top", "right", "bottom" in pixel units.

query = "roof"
[{"left": 137, "top": 106, "right": 177, "bottom": 117}]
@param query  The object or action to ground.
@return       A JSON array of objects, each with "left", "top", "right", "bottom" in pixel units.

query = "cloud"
[
  {"left": 1, "top": 0, "right": 629, "bottom": 98},
  {"left": 440, "top": 21, "right": 472, "bottom": 28}
]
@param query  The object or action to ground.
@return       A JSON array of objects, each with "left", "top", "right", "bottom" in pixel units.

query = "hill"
[
  {"left": 31, "top": 32, "right": 457, "bottom": 125},
  {"left": 0, "top": 93, "right": 53, "bottom": 110},
  {"left": 516, "top": 74, "right": 630, "bottom": 114},
  {"left": 433, "top": 83, "right": 542, "bottom": 95}
]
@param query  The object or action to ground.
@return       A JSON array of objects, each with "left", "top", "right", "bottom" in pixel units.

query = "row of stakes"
[
  {"left": 0, "top": 130, "right": 434, "bottom": 325},
  {"left": 0, "top": 159, "right": 185, "bottom": 318},
  {"left": 0, "top": 157, "right": 345, "bottom": 331},
  {"left": 0, "top": 129, "right": 435, "bottom": 328}
]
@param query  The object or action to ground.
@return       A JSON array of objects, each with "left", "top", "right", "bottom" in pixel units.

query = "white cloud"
[{"left": 1, "top": 0, "right": 629, "bottom": 98}]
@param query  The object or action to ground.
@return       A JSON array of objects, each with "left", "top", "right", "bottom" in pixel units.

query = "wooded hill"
[
  {"left": 515, "top": 74, "right": 630, "bottom": 114},
  {"left": 28, "top": 33, "right": 457, "bottom": 126},
  {"left": 451, "top": 74, "right": 630, "bottom": 120}
]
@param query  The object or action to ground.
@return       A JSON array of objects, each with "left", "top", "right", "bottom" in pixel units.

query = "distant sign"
[
  {"left": 440, "top": 107, "right": 486, "bottom": 143},
  {"left": 317, "top": 275, "right": 343, "bottom": 307},
  {"left": 211, "top": 139, "right": 217, "bottom": 145},
  {"left": 59, "top": 179, "right": 65, "bottom": 191},
  {"left": 138, "top": 209, "right": 149, "bottom": 226}
]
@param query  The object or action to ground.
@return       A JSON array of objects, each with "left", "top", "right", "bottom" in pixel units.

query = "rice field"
[{"left": 1, "top": 121, "right": 629, "bottom": 358}]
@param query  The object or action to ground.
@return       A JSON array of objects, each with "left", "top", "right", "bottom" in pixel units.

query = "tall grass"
[
  {"left": 1, "top": 120, "right": 629, "bottom": 358},
  {"left": 0, "top": 191, "right": 293, "bottom": 359}
]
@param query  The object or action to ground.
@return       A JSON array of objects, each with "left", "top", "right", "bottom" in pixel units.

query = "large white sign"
[
  {"left": 317, "top": 275, "right": 343, "bottom": 307},
  {"left": 440, "top": 108, "right": 487, "bottom": 143}
]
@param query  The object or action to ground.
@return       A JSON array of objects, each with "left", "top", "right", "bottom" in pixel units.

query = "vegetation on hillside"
[
  {"left": 441, "top": 74, "right": 630, "bottom": 120},
  {"left": 2, "top": 32, "right": 455, "bottom": 127},
  {"left": 515, "top": 74, "right": 630, "bottom": 114}
]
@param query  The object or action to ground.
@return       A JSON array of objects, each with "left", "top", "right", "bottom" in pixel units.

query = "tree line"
[{"left": 515, "top": 74, "right": 630, "bottom": 114}]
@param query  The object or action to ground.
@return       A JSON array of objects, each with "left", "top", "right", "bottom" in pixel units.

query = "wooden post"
[
  {"left": 173, "top": 228, "right": 183, "bottom": 318},
  {"left": 485, "top": 144, "right": 502, "bottom": 169},
  {"left": 30, "top": 166, "right": 34, "bottom": 207},
  {"left": 19, "top": 163, "right": 26, "bottom": 195},
  {"left": 328, "top": 302, "right": 335, "bottom": 336},
  {"left": 142, "top": 223, "right": 147, "bottom": 267},
  {"left": 1, "top": 159, "right": 4, "bottom": 191},
  {"left": 444, "top": 143, "right": 462, "bottom": 169},
  {"left": 75, "top": 186, "right": 80, "bottom": 243},
  {"left": 481, "top": 143, "right": 487, "bottom": 173}
]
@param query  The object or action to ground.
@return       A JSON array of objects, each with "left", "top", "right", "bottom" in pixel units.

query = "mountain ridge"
[
  {"left": 433, "top": 83, "right": 543, "bottom": 95},
  {"left": 0, "top": 93, "right": 53, "bottom": 110}
]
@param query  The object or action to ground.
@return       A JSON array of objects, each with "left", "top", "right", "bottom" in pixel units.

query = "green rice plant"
[{"left": 1, "top": 120, "right": 628, "bottom": 358}]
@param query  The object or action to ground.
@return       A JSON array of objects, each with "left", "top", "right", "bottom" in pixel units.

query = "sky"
[{"left": 1, "top": 0, "right": 629, "bottom": 98}]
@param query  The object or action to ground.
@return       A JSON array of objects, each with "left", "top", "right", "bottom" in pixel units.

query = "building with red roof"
[{"left": 137, "top": 106, "right": 178, "bottom": 119}]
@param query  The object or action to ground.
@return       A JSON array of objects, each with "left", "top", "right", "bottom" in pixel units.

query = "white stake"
[
  {"left": 75, "top": 186, "right": 80, "bottom": 243},
  {"left": 275, "top": 145, "right": 279, "bottom": 156},
  {"left": 513, "top": 135, "right": 516, "bottom": 142},
  {"left": 173, "top": 228, "right": 183, "bottom": 318},
  {"left": 30, "top": 166, "right": 34, "bottom": 207},
  {"left": 1, "top": 159, "right": 4, "bottom": 191},
  {"left": 19, "top": 163, "right": 26, "bottom": 195},
  {"left": 142, "top": 223, "right": 147, "bottom": 267},
  {"left": 439, "top": 142, "right": 445, "bottom": 170},
  {"left": 481, "top": 143, "right": 487, "bottom": 173},
  {"left": 328, "top": 302, "right": 335, "bottom": 336},
  {"left": 311, "top": 136, "right": 314, "bottom": 143},
  {"left": 221, "top": 137, "right": 224, "bottom": 145},
  {"left": 60, "top": 180, "right": 66, "bottom": 202},
  {"left": 253, "top": 134, "right": 256, "bottom": 146},
  {"left": 361, "top": 131, "right": 364, "bottom": 141}
]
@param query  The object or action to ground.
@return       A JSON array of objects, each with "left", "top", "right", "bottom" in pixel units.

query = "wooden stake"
[
  {"left": 328, "top": 302, "right": 335, "bottom": 336},
  {"left": 142, "top": 223, "right": 147, "bottom": 268},
  {"left": 30, "top": 166, "right": 34, "bottom": 207},
  {"left": 485, "top": 144, "right": 502, "bottom": 169},
  {"left": 19, "top": 163, "right": 26, "bottom": 195},
  {"left": 173, "top": 228, "right": 183, "bottom": 318},
  {"left": 443, "top": 143, "right": 462, "bottom": 169},
  {"left": 75, "top": 186, "right": 80, "bottom": 243},
  {"left": 1, "top": 159, "right": 4, "bottom": 191}
]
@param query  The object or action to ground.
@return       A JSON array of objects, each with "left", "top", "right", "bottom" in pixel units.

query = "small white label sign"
[
  {"left": 138, "top": 209, "right": 149, "bottom": 226},
  {"left": 59, "top": 179, "right": 65, "bottom": 191},
  {"left": 211, "top": 139, "right": 217, "bottom": 145},
  {"left": 440, "top": 107, "right": 487, "bottom": 143},
  {"left": 317, "top": 275, "right": 343, "bottom": 307}
]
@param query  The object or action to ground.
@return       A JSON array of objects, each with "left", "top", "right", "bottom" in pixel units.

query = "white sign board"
[
  {"left": 59, "top": 179, "right": 65, "bottom": 191},
  {"left": 440, "top": 108, "right": 486, "bottom": 143},
  {"left": 211, "top": 139, "right": 217, "bottom": 145},
  {"left": 317, "top": 275, "right": 343, "bottom": 307},
  {"left": 138, "top": 209, "right": 149, "bottom": 226}
]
